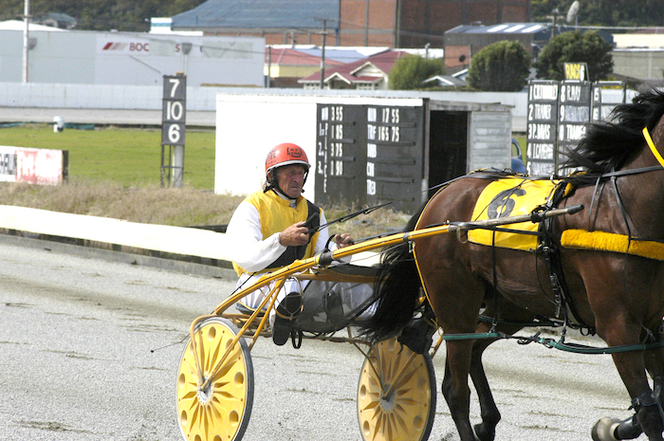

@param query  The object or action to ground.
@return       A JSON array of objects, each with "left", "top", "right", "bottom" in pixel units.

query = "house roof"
[
  {"left": 0, "top": 19, "right": 66, "bottom": 32},
  {"left": 299, "top": 49, "right": 407, "bottom": 84},
  {"left": 613, "top": 33, "right": 664, "bottom": 49},
  {"left": 292, "top": 47, "right": 376, "bottom": 63},
  {"left": 445, "top": 22, "right": 614, "bottom": 44},
  {"left": 40, "top": 12, "right": 77, "bottom": 24},
  {"left": 266, "top": 47, "right": 344, "bottom": 68},
  {"left": 171, "top": 0, "right": 339, "bottom": 30},
  {"left": 267, "top": 45, "right": 389, "bottom": 63},
  {"left": 446, "top": 23, "right": 549, "bottom": 35},
  {"left": 422, "top": 75, "right": 466, "bottom": 87}
]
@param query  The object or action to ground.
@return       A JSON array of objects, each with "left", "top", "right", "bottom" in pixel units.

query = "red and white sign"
[
  {"left": 0, "top": 146, "right": 67, "bottom": 185},
  {"left": 98, "top": 37, "right": 151, "bottom": 55}
]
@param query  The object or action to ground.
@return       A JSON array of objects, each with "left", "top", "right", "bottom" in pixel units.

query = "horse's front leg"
[
  {"left": 597, "top": 311, "right": 664, "bottom": 440},
  {"left": 644, "top": 335, "right": 664, "bottom": 382},
  {"left": 610, "top": 350, "right": 663, "bottom": 441},
  {"left": 442, "top": 340, "right": 478, "bottom": 441}
]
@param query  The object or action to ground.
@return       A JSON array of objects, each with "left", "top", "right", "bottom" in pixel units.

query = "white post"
[{"left": 22, "top": 0, "right": 30, "bottom": 83}]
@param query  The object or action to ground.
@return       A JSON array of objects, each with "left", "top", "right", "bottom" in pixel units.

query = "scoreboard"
[
  {"left": 315, "top": 103, "right": 424, "bottom": 212},
  {"left": 526, "top": 80, "right": 625, "bottom": 176}
]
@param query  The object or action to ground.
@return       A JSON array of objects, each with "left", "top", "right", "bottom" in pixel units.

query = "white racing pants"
[{"left": 235, "top": 273, "right": 309, "bottom": 328}]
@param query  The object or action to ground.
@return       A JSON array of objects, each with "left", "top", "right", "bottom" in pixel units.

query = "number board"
[
  {"left": 365, "top": 105, "right": 423, "bottom": 210},
  {"left": 527, "top": 80, "right": 626, "bottom": 176},
  {"left": 591, "top": 82, "right": 626, "bottom": 122},
  {"left": 526, "top": 80, "right": 559, "bottom": 175},
  {"left": 315, "top": 104, "right": 366, "bottom": 207},
  {"left": 558, "top": 80, "right": 591, "bottom": 170},
  {"left": 315, "top": 103, "right": 423, "bottom": 212},
  {"left": 162, "top": 75, "right": 186, "bottom": 146}
]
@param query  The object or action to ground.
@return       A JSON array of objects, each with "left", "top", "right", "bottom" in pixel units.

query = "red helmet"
[{"left": 265, "top": 143, "right": 310, "bottom": 175}]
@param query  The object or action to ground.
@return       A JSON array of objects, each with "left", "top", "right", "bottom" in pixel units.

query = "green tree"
[
  {"left": 467, "top": 40, "right": 530, "bottom": 92},
  {"left": 388, "top": 55, "right": 445, "bottom": 90},
  {"left": 534, "top": 30, "right": 613, "bottom": 81},
  {"left": 0, "top": 0, "right": 208, "bottom": 31},
  {"left": 530, "top": 0, "right": 664, "bottom": 27}
]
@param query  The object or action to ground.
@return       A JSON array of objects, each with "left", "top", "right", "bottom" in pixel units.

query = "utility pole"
[
  {"left": 548, "top": 8, "right": 564, "bottom": 40},
  {"left": 314, "top": 17, "right": 334, "bottom": 90},
  {"left": 22, "top": 0, "right": 30, "bottom": 83},
  {"left": 320, "top": 19, "right": 327, "bottom": 90},
  {"left": 364, "top": 0, "right": 369, "bottom": 46},
  {"left": 266, "top": 45, "right": 272, "bottom": 88}
]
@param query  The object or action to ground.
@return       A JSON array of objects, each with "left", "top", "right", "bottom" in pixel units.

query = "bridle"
[{"left": 643, "top": 126, "right": 664, "bottom": 169}]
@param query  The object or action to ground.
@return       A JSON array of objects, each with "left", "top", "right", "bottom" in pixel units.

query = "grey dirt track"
[{"left": 0, "top": 237, "right": 642, "bottom": 441}]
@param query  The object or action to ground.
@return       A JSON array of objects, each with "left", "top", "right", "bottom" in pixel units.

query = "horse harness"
[
  {"left": 458, "top": 126, "right": 664, "bottom": 351},
  {"left": 465, "top": 170, "right": 593, "bottom": 334},
  {"left": 536, "top": 180, "right": 595, "bottom": 332}
]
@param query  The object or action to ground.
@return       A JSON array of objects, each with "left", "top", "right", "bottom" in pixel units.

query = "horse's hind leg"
[
  {"left": 443, "top": 332, "right": 506, "bottom": 441},
  {"left": 469, "top": 319, "right": 527, "bottom": 441},
  {"left": 442, "top": 340, "right": 478, "bottom": 441},
  {"left": 469, "top": 337, "right": 501, "bottom": 441}
]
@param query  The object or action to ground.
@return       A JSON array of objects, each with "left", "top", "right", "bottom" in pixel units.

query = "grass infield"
[{"left": 0, "top": 123, "right": 409, "bottom": 238}]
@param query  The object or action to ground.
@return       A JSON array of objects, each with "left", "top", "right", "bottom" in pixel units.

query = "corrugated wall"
[{"left": 468, "top": 110, "right": 512, "bottom": 171}]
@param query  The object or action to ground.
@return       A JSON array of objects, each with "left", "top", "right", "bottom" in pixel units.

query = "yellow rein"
[{"left": 643, "top": 126, "right": 664, "bottom": 168}]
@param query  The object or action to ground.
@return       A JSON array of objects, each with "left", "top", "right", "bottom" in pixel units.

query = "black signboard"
[
  {"left": 591, "top": 81, "right": 626, "bottom": 122},
  {"left": 315, "top": 103, "right": 424, "bottom": 212},
  {"left": 162, "top": 75, "right": 186, "bottom": 146},
  {"left": 315, "top": 104, "right": 365, "bottom": 206},
  {"left": 557, "top": 80, "right": 591, "bottom": 170},
  {"left": 526, "top": 80, "right": 559, "bottom": 175},
  {"left": 527, "top": 80, "right": 626, "bottom": 176},
  {"left": 365, "top": 104, "right": 423, "bottom": 209}
]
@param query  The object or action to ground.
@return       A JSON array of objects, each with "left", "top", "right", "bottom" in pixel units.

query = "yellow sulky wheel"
[
  {"left": 176, "top": 317, "right": 254, "bottom": 441},
  {"left": 357, "top": 337, "right": 436, "bottom": 441}
]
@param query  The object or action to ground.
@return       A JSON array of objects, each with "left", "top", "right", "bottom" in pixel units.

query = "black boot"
[
  {"left": 272, "top": 292, "right": 303, "bottom": 346},
  {"left": 398, "top": 309, "right": 437, "bottom": 354}
]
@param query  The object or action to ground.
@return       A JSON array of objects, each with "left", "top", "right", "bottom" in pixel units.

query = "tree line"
[
  {"left": 531, "top": 0, "right": 664, "bottom": 28},
  {"left": 0, "top": 0, "right": 207, "bottom": 32},
  {"left": 0, "top": 0, "right": 662, "bottom": 32},
  {"left": 390, "top": 30, "right": 615, "bottom": 92}
]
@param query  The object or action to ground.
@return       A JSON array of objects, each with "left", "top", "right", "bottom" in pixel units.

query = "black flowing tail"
[{"left": 361, "top": 207, "right": 426, "bottom": 344}]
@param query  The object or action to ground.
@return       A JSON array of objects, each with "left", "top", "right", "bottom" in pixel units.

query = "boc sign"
[{"left": 162, "top": 75, "right": 186, "bottom": 146}]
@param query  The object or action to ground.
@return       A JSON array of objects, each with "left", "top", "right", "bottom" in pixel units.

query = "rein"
[
  {"left": 442, "top": 328, "right": 664, "bottom": 355},
  {"left": 306, "top": 201, "right": 393, "bottom": 235}
]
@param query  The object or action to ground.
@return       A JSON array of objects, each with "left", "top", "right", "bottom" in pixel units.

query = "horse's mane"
[{"left": 563, "top": 87, "right": 664, "bottom": 180}]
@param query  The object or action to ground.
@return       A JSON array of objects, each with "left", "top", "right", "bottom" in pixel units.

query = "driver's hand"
[
  {"left": 279, "top": 222, "right": 310, "bottom": 246},
  {"left": 335, "top": 233, "right": 354, "bottom": 248}
]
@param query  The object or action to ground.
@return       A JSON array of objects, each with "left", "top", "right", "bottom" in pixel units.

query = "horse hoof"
[
  {"left": 591, "top": 417, "right": 621, "bottom": 441},
  {"left": 473, "top": 423, "right": 495, "bottom": 441}
]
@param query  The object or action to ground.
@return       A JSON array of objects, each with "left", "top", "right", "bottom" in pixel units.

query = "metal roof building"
[
  {"left": 171, "top": 0, "right": 530, "bottom": 48},
  {"left": 171, "top": 0, "right": 338, "bottom": 34},
  {"left": 443, "top": 23, "right": 614, "bottom": 72}
]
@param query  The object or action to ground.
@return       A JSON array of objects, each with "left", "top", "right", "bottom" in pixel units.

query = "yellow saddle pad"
[{"left": 467, "top": 177, "right": 559, "bottom": 251}]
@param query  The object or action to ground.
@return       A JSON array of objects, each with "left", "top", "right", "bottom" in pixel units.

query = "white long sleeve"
[{"left": 225, "top": 199, "right": 332, "bottom": 273}]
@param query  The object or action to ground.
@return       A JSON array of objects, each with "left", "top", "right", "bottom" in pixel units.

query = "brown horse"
[{"left": 362, "top": 88, "right": 664, "bottom": 441}]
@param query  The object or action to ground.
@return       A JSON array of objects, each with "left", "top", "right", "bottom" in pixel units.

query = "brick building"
[{"left": 171, "top": 0, "right": 530, "bottom": 48}]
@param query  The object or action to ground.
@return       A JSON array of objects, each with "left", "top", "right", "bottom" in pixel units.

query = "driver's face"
[{"left": 275, "top": 164, "right": 306, "bottom": 198}]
